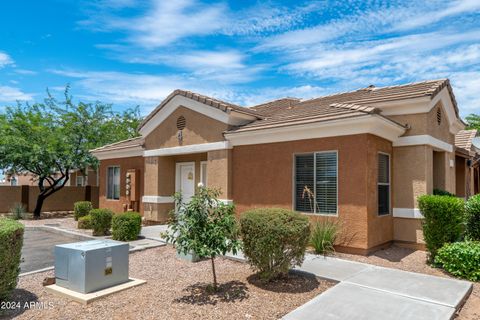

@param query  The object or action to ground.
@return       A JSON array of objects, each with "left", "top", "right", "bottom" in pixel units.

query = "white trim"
[
  {"left": 218, "top": 199, "right": 234, "bottom": 205},
  {"left": 93, "top": 147, "right": 144, "bottom": 160},
  {"left": 393, "top": 208, "right": 424, "bottom": 219},
  {"left": 392, "top": 135, "right": 453, "bottom": 152},
  {"left": 226, "top": 115, "right": 405, "bottom": 146},
  {"left": 139, "top": 95, "right": 256, "bottom": 137},
  {"left": 144, "top": 141, "right": 231, "bottom": 157},
  {"left": 142, "top": 196, "right": 174, "bottom": 204}
]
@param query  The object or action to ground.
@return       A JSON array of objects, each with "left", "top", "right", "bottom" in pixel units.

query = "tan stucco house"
[{"left": 91, "top": 79, "right": 471, "bottom": 254}]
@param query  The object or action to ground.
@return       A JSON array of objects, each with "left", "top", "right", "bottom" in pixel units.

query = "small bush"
[
  {"left": 466, "top": 194, "right": 480, "bottom": 241},
  {"left": 74, "top": 201, "right": 93, "bottom": 221},
  {"left": 9, "top": 203, "right": 26, "bottom": 220},
  {"left": 77, "top": 215, "right": 92, "bottom": 229},
  {"left": 418, "top": 195, "right": 465, "bottom": 261},
  {"left": 433, "top": 189, "right": 455, "bottom": 197},
  {"left": 112, "top": 212, "right": 142, "bottom": 241},
  {"left": 310, "top": 220, "right": 339, "bottom": 255},
  {"left": 90, "top": 209, "right": 113, "bottom": 236},
  {"left": 0, "top": 218, "right": 24, "bottom": 301},
  {"left": 435, "top": 241, "right": 480, "bottom": 281},
  {"left": 240, "top": 208, "right": 310, "bottom": 281}
]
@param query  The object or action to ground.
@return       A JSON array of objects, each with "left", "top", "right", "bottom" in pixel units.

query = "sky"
[{"left": 1, "top": 0, "right": 480, "bottom": 119}]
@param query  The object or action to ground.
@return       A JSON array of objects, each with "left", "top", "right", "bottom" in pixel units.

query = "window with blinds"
[
  {"left": 295, "top": 152, "right": 337, "bottom": 214},
  {"left": 378, "top": 153, "right": 390, "bottom": 215},
  {"left": 107, "top": 166, "right": 120, "bottom": 200}
]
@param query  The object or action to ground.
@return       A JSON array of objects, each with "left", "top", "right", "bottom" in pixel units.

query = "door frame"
[{"left": 175, "top": 161, "right": 196, "bottom": 194}]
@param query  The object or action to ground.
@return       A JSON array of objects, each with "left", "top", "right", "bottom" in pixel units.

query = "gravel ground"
[
  {"left": 2, "top": 246, "right": 333, "bottom": 320},
  {"left": 335, "top": 245, "right": 480, "bottom": 320},
  {"left": 20, "top": 217, "right": 94, "bottom": 236}
]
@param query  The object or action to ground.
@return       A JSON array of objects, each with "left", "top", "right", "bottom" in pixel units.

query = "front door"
[{"left": 176, "top": 162, "right": 195, "bottom": 203}]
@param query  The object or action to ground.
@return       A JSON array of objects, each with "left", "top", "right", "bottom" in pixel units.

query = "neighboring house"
[
  {"left": 455, "top": 129, "right": 480, "bottom": 197},
  {"left": 91, "top": 79, "right": 467, "bottom": 254},
  {"left": 1, "top": 168, "right": 98, "bottom": 187}
]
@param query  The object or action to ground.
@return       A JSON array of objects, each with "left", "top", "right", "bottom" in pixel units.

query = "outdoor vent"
[
  {"left": 177, "top": 115, "right": 186, "bottom": 130},
  {"left": 55, "top": 240, "right": 129, "bottom": 294},
  {"left": 437, "top": 108, "right": 442, "bottom": 125}
]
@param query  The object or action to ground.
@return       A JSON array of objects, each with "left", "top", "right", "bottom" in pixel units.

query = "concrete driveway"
[{"left": 283, "top": 254, "right": 473, "bottom": 320}]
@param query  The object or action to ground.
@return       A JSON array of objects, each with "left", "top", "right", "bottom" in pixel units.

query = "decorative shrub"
[
  {"left": 465, "top": 194, "right": 480, "bottom": 241},
  {"left": 433, "top": 189, "right": 455, "bottom": 197},
  {"left": 90, "top": 209, "right": 113, "bottom": 236},
  {"left": 418, "top": 195, "right": 465, "bottom": 261},
  {"left": 9, "top": 203, "right": 26, "bottom": 220},
  {"left": 77, "top": 215, "right": 92, "bottom": 229},
  {"left": 0, "top": 218, "right": 24, "bottom": 301},
  {"left": 310, "top": 220, "right": 339, "bottom": 255},
  {"left": 74, "top": 201, "right": 93, "bottom": 221},
  {"left": 435, "top": 241, "right": 480, "bottom": 281},
  {"left": 112, "top": 212, "right": 142, "bottom": 241},
  {"left": 240, "top": 208, "right": 310, "bottom": 281}
]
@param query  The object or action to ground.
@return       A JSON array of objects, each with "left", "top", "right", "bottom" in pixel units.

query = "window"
[
  {"left": 378, "top": 153, "right": 390, "bottom": 215},
  {"left": 107, "top": 166, "right": 120, "bottom": 200},
  {"left": 200, "top": 161, "right": 207, "bottom": 186},
  {"left": 76, "top": 176, "right": 84, "bottom": 186},
  {"left": 295, "top": 152, "right": 337, "bottom": 214}
]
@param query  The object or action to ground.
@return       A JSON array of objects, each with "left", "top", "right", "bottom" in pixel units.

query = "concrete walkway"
[{"left": 283, "top": 254, "right": 473, "bottom": 320}]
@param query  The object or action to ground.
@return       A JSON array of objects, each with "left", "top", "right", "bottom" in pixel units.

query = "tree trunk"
[
  {"left": 33, "top": 194, "right": 45, "bottom": 219},
  {"left": 211, "top": 257, "right": 217, "bottom": 291}
]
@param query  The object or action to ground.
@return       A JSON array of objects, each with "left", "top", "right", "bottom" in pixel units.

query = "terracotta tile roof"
[
  {"left": 231, "top": 79, "right": 459, "bottom": 133},
  {"left": 138, "top": 89, "right": 263, "bottom": 130},
  {"left": 90, "top": 137, "right": 144, "bottom": 153},
  {"left": 455, "top": 129, "right": 478, "bottom": 152},
  {"left": 250, "top": 97, "right": 301, "bottom": 116}
]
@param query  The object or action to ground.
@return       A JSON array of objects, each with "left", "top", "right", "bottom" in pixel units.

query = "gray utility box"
[{"left": 55, "top": 240, "right": 129, "bottom": 294}]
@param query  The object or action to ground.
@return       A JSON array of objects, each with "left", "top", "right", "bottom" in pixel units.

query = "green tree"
[
  {"left": 165, "top": 186, "right": 241, "bottom": 291},
  {"left": 0, "top": 88, "right": 141, "bottom": 218},
  {"left": 466, "top": 114, "right": 480, "bottom": 130}
]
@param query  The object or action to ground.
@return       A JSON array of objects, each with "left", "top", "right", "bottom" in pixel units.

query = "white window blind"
[
  {"left": 295, "top": 152, "right": 337, "bottom": 214},
  {"left": 107, "top": 166, "right": 120, "bottom": 200}
]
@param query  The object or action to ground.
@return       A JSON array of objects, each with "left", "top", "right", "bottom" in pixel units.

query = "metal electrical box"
[{"left": 55, "top": 240, "right": 129, "bottom": 294}]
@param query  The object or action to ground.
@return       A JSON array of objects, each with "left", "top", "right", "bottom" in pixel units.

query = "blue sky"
[{"left": 1, "top": 0, "right": 480, "bottom": 118}]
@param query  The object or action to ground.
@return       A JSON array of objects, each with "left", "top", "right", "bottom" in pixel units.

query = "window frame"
[
  {"left": 377, "top": 152, "right": 391, "bottom": 216},
  {"left": 293, "top": 150, "right": 338, "bottom": 216},
  {"left": 106, "top": 166, "right": 121, "bottom": 201},
  {"left": 76, "top": 176, "right": 84, "bottom": 187}
]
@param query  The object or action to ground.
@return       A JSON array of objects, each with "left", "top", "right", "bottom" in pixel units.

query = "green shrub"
[
  {"left": 433, "top": 189, "right": 455, "bottom": 197},
  {"left": 435, "top": 241, "right": 480, "bottom": 281},
  {"left": 418, "top": 195, "right": 465, "bottom": 261},
  {"left": 74, "top": 201, "right": 93, "bottom": 221},
  {"left": 9, "top": 203, "right": 26, "bottom": 220},
  {"left": 90, "top": 209, "right": 113, "bottom": 236},
  {"left": 77, "top": 215, "right": 92, "bottom": 229},
  {"left": 0, "top": 218, "right": 24, "bottom": 301},
  {"left": 310, "top": 220, "right": 339, "bottom": 255},
  {"left": 240, "top": 208, "right": 310, "bottom": 281},
  {"left": 112, "top": 212, "right": 142, "bottom": 241},
  {"left": 466, "top": 194, "right": 480, "bottom": 241}
]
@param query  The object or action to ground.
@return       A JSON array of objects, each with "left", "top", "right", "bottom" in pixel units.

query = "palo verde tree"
[
  {"left": 165, "top": 185, "right": 241, "bottom": 291},
  {"left": 0, "top": 87, "right": 141, "bottom": 218},
  {"left": 466, "top": 114, "right": 480, "bottom": 131}
]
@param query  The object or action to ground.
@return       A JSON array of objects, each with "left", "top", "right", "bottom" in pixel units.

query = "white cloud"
[
  {"left": 0, "top": 52, "right": 13, "bottom": 68},
  {"left": 14, "top": 69, "right": 37, "bottom": 75},
  {"left": 0, "top": 85, "right": 32, "bottom": 102}
]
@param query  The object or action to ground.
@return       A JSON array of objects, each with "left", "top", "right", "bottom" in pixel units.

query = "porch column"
[{"left": 206, "top": 149, "right": 232, "bottom": 202}]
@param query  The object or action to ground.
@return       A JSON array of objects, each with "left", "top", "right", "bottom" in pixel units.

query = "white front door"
[{"left": 176, "top": 162, "right": 195, "bottom": 203}]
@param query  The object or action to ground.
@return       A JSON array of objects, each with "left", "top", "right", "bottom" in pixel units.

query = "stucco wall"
[
  {"left": 98, "top": 156, "right": 144, "bottom": 214},
  {"left": 0, "top": 186, "right": 22, "bottom": 212},
  {"left": 207, "top": 149, "right": 232, "bottom": 199},
  {"left": 393, "top": 217, "right": 424, "bottom": 244},
  {"left": 231, "top": 133, "right": 391, "bottom": 251},
  {"left": 143, "top": 106, "right": 229, "bottom": 150}
]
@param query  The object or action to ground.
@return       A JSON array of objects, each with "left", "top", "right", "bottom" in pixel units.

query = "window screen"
[
  {"left": 378, "top": 153, "right": 390, "bottom": 215},
  {"left": 295, "top": 152, "right": 337, "bottom": 214},
  {"left": 107, "top": 166, "right": 120, "bottom": 200}
]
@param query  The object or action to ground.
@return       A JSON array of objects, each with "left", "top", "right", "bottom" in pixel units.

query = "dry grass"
[
  {"left": 336, "top": 245, "right": 480, "bottom": 320},
  {"left": 2, "top": 246, "right": 333, "bottom": 320}
]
